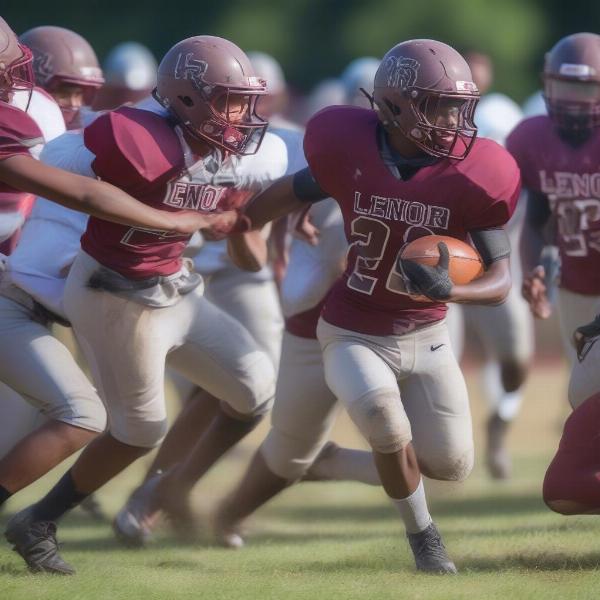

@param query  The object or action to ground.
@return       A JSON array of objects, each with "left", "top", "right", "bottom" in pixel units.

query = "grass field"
[{"left": 2, "top": 360, "right": 599, "bottom": 600}]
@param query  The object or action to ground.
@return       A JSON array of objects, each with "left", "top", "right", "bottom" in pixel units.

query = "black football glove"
[
  {"left": 574, "top": 313, "right": 600, "bottom": 362},
  {"left": 399, "top": 242, "right": 453, "bottom": 301}
]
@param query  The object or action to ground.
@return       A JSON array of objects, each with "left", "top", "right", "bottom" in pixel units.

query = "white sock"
[
  {"left": 497, "top": 390, "right": 523, "bottom": 422},
  {"left": 309, "top": 447, "right": 380, "bottom": 486},
  {"left": 391, "top": 478, "right": 432, "bottom": 534},
  {"left": 481, "top": 361, "right": 523, "bottom": 421}
]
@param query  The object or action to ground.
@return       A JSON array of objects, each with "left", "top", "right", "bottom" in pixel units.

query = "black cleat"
[
  {"left": 407, "top": 522, "right": 457, "bottom": 574},
  {"left": 4, "top": 507, "right": 75, "bottom": 575}
]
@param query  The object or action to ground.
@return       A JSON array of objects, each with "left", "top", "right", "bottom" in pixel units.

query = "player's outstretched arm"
[
  {"left": 244, "top": 168, "right": 330, "bottom": 232},
  {"left": 519, "top": 189, "right": 553, "bottom": 318},
  {"left": 0, "top": 154, "right": 226, "bottom": 235},
  {"left": 227, "top": 230, "right": 268, "bottom": 272}
]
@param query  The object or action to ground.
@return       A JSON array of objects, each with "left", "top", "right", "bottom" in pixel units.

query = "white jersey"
[
  {"left": 280, "top": 199, "right": 346, "bottom": 318},
  {"left": 6, "top": 132, "right": 92, "bottom": 317},
  {"left": 192, "top": 125, "right": 305, "bottom": 278},
  {"left": 11, "top": 87, "right": 66, "bottom": 156},
  {"left": 475, "top": 93, "right": 522, "bottom": 146},
  {"left": 0, "top": 89, "right": 66, "bottom": 245}
]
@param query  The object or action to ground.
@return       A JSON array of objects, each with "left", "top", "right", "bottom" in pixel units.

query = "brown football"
[{"left": 400, "top": 235, "right": 483, "bottom": 285}]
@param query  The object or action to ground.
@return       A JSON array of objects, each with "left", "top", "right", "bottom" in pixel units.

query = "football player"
[
  {"left": 20, "top": 26, "right": 104, "bottom": 131},
  {"left": 166, "top": 39, "right": 521, "bottom": 574},
  {"left": 92, "top": 41, "right": 157, "bottom": 111},
  {"left": 3, "top": 35, "right": 288, "bottom": 575},
  {"left": 543, "top": 314, "right": 600, "bottom": 514},
  {"left": 0, "top": 18, "right": 221, "bottom": 538},
  {"left": 510, "top": 33, "right": 600, "bottom": 363},
  {"left": 446, "top": 51, "right": 533, "bottom": 479}
]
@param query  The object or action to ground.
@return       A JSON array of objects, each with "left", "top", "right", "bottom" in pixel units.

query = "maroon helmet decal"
[{"left": 384, "top": 56, "right": 419, "bottom": 90}]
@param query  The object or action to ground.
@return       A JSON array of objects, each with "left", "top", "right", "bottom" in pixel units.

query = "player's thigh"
[
  {"left": 64, "top": 253, "right": 171, "bottom": 446},
  {"left": 0, "top": 382, "right": 46, "bottom": 458},
  {"left": 262, "top": 332, "right": 341, "bottom": 478},
  {"left": 0, "top": 296, "right": 105, "bottom": 431},
  {"left": 168, "top": 293, "right": 275, "bottom": 416},
  {"left": 402, "top": 322, "right": 473, "bottom": 480},
  {"left": 317, "top": 318, "right": 411, "bottom": 453},
  {"left": 466, "top": 287, "right": 533, "bottom": 365},
  {"left": 206, "top": 269, "right": 283, "bottom": 369}
]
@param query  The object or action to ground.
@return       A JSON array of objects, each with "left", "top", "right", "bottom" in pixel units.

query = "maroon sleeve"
[
  {"left": 0, "top": 104, "right": 44, "bottom": 161},
  {"left": 506, "top": 118, "right": 542, "bottom": 191},
  {"left": 83, "top": 107, "right": 181, "bottom": 191},
  {"left": 461, "top": 139, "right": 522, "bottom": 230},
  {"left": 303, "top": 107, "right": 346, "bottom": 196}
]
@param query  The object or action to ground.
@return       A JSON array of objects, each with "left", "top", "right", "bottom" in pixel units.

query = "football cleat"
[
  {"left": 213, "top": 511, "right": 244, "bottom": 549},
  {"left": 4, "top": 507, "right": 75, "bottom": 575},
  {"left": 407, "top": 521, "right": 457, "bottom": 574},
  {"left": 113, "top": 472, "right": 163, "bottom": 547}
]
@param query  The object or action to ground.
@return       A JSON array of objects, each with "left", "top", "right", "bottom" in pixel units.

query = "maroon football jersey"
[
  {"left": 82, "top": 107, "right": 256, "bottom": 279},
  {"left": 0, "top": 103, "right": 43, "bottom": 255},
  {"left": 304, "top": 107, "right": 520, "bottom": 336},
  {"left": 507, "top": 116, "right": 600, "bottom": 295}
]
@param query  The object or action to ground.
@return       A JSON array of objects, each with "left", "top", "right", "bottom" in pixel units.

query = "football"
[{"left": 400, "top": 234, "right": 484, "bottom": 285}]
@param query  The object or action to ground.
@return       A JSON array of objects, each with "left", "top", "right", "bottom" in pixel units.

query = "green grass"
[{"left": 2, "top": 363, "right": 600, "bottom": 599}]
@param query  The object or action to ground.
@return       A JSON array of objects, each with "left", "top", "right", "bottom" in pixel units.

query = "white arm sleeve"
[{"left": 40, "top": 131, "right": 96, "bottom": 178}]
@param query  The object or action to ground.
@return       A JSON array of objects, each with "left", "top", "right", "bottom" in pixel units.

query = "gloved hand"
[{"left": 399, "top": 242, "right": 453, "bottom": 301}]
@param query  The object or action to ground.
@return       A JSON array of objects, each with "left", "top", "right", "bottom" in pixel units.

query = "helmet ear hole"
[{"left": 179, "top": 95, "right": 194, "bottom": 107}]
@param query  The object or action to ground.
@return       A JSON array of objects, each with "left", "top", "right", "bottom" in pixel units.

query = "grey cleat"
[
  {"left": 4, "top": 507, "right": 75, "bottom": 575},
  {"left": 407, "top": 521, "right": 458, "bottom": 574},
  {"left": 113, "top": 472, "right": 163, "bottom": 547}
]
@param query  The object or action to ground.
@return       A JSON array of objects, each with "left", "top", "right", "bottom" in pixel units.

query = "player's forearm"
[
  {"left": 519, "top": 220, "right": 546, "bottom": 274},
  {"left": 244, "top": 175, "right": 306, "bottom": 230},
  {"left": 227, "top": 230, "right": 268, "bottom": 272},
  {"left": 449, "top": 258, "right": 511, "bottom": 305},
  {"left": 0, "top": 155, "right": 202, "bottom": 233}
]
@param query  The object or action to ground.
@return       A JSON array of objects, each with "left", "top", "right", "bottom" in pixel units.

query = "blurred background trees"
[{"left": 4, "top": 0, "right": 600, "bottom": 101}]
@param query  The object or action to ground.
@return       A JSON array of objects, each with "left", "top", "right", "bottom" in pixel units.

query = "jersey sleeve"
[
  {"left": 303, "top": 108, "right": 347, "bottom": 196},
  {"left": 505, "top": 118, "right": 542, "bottom": 191},
  {"left": 83, "top": 107, "right": 181, "bottom": 191},
  {"left": 0, "top": 105, "right": 44, "bottom": 161},
  {"left": 462, "top": 139, "right": 522, "bottom": 231}
]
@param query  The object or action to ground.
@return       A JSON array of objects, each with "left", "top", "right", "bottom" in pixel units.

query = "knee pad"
[
  {"left": 45, "top": 394, "right": 107, "bottom": 433},
  {"left": 109, "top": 416, "right": 169, "bottom": 449},
  {"left": 346, "top": 388, "right": 411, "bottom": 454},
  {"left": 227, "top": 354, "right": 276, "bottom": 418},
  {"left": 261, "top": 427, "right": 325, "bottom": 480},
  {"left": 419, "top": 446, "right": 474, "bottom": 482}
]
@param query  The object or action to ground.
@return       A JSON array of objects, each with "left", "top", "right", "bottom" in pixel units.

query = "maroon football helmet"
[
  {"left": 19, "top": 26, "right": 104, "bottom": 127},
  {"left": 543, "top": 33, "right": 600, "bottom": 139},
  {"left": 373, "top": 39, "right": 479, "bottom": 159},
  {"left": 0, "top": 17, "right": 34, "bottom": 103},
  {"left": 154, "top": 35, "right": 268, "bottom": 155}
]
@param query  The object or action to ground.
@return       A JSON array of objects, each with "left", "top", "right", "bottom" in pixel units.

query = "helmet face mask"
[
  {"left": 543, "top": 33, "right": 600, "bottom": 142},
  {"left": 0, "top": 43, "right": 34, "bottom": 105},
  {"left": 373, "top": 40, "right": 479, "bottom": 160},
  {"left": 155, "top": 36, "right": 268, "bottom": 156}
]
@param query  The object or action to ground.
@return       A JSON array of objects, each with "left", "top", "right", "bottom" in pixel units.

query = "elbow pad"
[
  {"left": 470, "top": 228, "right": 511, "bottom": 267},
  {"left": 292, "top": 167, "right": 329, "bottom": 203}
]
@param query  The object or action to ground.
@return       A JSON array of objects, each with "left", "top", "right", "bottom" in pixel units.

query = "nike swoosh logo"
[{"left": 430, "top": 344, "right": 445, "bottom": 351}]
